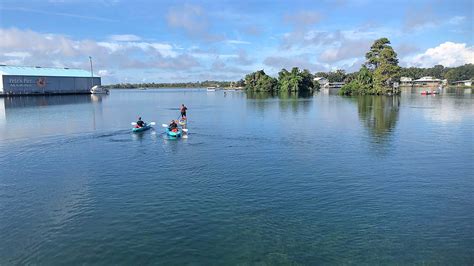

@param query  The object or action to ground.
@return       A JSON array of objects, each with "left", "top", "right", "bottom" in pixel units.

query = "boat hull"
[
  {"left": 166, "top": 128, "right": 182, "bottom": 137},
  {"left": 132, "top": 125, "right": 151, "bottom": 132}
]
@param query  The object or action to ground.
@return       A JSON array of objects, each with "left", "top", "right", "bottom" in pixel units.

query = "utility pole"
[{"left": 89, "top": 56, "right": 93, "bottom": 89}]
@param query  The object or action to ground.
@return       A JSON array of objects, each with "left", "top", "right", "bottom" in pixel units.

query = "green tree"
[
  {"left": 445, "top": 64, "right": 474, "bottom": 82},
  {"left": 365, "top": 38, "right": 401, "bottom": 94},
  {"left": 244, "top": 70, "right": 277, "bottom": 92},
  {"left": 339, "top": 65, "right": 374, "bottom": 95},
  {"left": 277, "top": 67, "right": 314, "bottom": 92},
  {"left": 327, "top": 69, "right": 346, "bottom": 82}
]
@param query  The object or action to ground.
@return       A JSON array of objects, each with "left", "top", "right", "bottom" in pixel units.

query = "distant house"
[
  {"left": 314, "top": 77, "right": 329, "bottom": 86},
  {"left": 314, "top": 77, "right": 345, "bottom": 90},
  {"left": 326, "top": 82, "right": 345, "bottom": 89},
  {"left": 412, "top": 76, "right": 442, "bottom": 87},
  {"left": 452, "top": 79, "right": 473, "bottom": 86},
  {"left": 400, "top": 77, "right": 413, "bottom": 86}
]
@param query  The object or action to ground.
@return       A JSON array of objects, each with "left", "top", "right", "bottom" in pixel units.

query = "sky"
[{"left": 0, "top": 0, "right": 473, "bottom": 84}]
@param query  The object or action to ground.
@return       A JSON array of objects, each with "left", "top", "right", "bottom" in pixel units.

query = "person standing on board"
[{"left": 180, "top": 104, "right": 187, "bottom": 118}]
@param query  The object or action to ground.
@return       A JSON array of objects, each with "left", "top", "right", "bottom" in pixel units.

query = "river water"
[{"left": 0, "top": 88, "right": 473, "bottom": 264}]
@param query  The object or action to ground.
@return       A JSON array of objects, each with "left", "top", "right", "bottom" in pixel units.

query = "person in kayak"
[
  {"left": 168, "top": 120, "right": 178, "bottom": 132},
  {"left": 136, "top": 117, "right": 146, "bottom": 128},
  {"left": 180, "top": 104, "right": 187, "bottom": 118}
]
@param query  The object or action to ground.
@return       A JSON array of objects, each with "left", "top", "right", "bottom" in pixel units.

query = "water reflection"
[
  {"left": 401, "top": 86, "right": 473, "bottom": 96},
  {"left": 278, "top": 91, "right": 313, "bottom": 114},
  {"left": 0, "top": 94, "right": 108, "bottom": 139},
  {"left": 2, "top": 94, "right": 95, "bottom": 109},
  {"left": 0, "top": 98, "right": 5, "bottom": 126},
  {"left": 355, "top": 96, "right": 400, "bottom": 142},
  {"left": 246, "top": 91, "right": 314, "bottom": 114}
]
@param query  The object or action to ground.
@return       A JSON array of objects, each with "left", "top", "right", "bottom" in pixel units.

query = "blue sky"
[{"left": 0, "top": 0, "right": 472, "bottom": 84}]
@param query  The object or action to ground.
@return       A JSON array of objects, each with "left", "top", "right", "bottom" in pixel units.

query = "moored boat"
[{"left": 90, "top": 85, "right": 109, "bottom": 94}]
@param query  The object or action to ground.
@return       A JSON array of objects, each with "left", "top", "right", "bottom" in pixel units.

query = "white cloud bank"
[
  {"left": 0, "top": 28, "right": 199, "bottom": 75},
  {"left": 402, "top": 42, "right": 474, "bottom": 67}
]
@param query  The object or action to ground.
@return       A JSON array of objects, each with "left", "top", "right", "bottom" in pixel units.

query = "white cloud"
[
  {"left": 319, "top": 38, "right": 371, "bottom": 63},
  {"left": 225, "top": 40, "right": 251, "bottom": 45},
  {"left": 448, "top": 16, "right": 466, "bottom": 25},
  {"left": 97, "top": 69, "right": 113, "bottom": 77},
  {"left": 97, "top": 41, "right": 177, "bottom": 57},
  {"left": 0, "top": 27, "right": 200, "bottom": 83},
  {"left": 165, "top": 4, "right": 222, "bottom": 41},
  {"left": 263, "top": 55, "right": 327, "bottom": 72},
  {"left": 402, "top": 42, "right": 474, "bottom": 67},
  {"left": 3, "top": 52, "right": 31, "bottom": 58},
  {"left": 107, "top": 34, "right": 141, "bottom": 42}
]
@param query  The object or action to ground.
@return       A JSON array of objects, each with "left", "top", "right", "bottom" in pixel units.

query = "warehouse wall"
[{"left": 1, "top": 75, "right": 101, "bottom": 95}]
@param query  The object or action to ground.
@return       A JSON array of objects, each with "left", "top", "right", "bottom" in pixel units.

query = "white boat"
[
  {"left": 90, "top": 85, "right": 109, "bottom": 94},
  {"left": 206, "top": 87, "right": 216, "bottom": 92}
]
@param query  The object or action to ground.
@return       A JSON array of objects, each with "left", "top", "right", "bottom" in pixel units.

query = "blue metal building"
[{"left": 0, "top": 65, "right": 101, "bottom": 95}]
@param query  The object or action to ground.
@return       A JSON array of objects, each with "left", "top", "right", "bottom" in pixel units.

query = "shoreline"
[{"left": 108, "top": 87, "right": 245, "bottom": 90}]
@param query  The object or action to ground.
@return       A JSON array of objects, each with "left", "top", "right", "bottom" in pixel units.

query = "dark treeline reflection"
[
  {"left": 355, "top": 95, "right": 400, "bottom": 142},
  {"left": 246, "top": 91, "right": 314, "bottom": 113}
]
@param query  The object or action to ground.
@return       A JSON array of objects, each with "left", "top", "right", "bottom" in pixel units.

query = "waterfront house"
[
  {"left": 452, "top": 79, "right": 473, "bottom": 87},
  {"left": 412, "top": 76, "right": 442, "bottom": 88},
  {"left": 400, "top": 77, "right": 413, "bottom": 86},
  {"left": 314, "top": 77, "right": 329, "bottom": 87},
  {"left": 326, "top": 82, "right": 345, "bottom": 89}
]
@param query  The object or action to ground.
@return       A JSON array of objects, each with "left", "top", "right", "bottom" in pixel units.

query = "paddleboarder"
[{"left": 180, "top": 104, "right": 187, "bottom": 118}]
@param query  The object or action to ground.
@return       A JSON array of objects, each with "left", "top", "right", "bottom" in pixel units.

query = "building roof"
[
  {"left": 0, "top": 65, "right": 97, "bottom": 77},
  {"left": 413, "top": 76, "right": 441, "bottom": 82}
]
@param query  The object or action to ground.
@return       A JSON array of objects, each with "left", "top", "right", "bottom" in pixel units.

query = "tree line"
[
  {"left": 244, "top": 68, "right": 319, "bottom": 93},
  {"left": 105, "top": 80, "right": 241, "bottom": 89},
  {"left": 314, "top": 64, "right": 473, "bottom": 84},
  {"left": 400, "top": 64, "right": 473, "bottom": 82},
  {"left": 244, "top": 37, "right": 473, "bottom": 96}
]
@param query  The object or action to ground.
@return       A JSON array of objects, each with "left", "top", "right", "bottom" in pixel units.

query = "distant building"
[
  {"left": 314, "top": 77, "right": 329, "bottom": 86},
  {"left": 452, "top": 79, "right": 473, "bottom": 86},
  {"left": 412, "top": 76, "right": 442, "bottom": 88},
  {"left": 325, "top": 82, "right": 345, "bottom": 89},
  {"left": 314, "top": 77, "right": 344, "bottom": 90},
  {"left": 400, "top": 77, "right": 413, "bottom": 86},
  {"left": 0, "top": 65, "right": 101, "bottom": 96}
]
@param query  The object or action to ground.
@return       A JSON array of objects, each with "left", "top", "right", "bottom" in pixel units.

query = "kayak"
[
  {"left": 166, "top": 128, "right": 182, "bottom": 137},
  {"left": 132, "top": 125, "right": 152, "bottom": 132}
]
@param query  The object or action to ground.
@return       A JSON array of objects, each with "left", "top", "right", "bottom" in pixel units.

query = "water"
[{"left": 0, "top": 89, "right": 473, "bottom": 264}]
